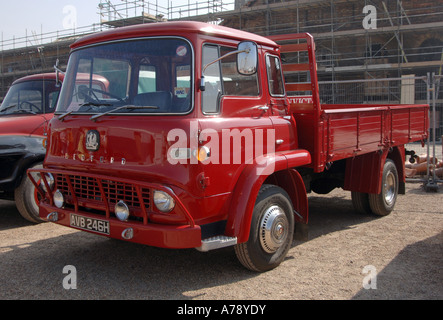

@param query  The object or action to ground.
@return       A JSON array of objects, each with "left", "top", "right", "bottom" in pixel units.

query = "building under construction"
[{"left": 1, "top": 0, "right": 442, "bottom": 135}]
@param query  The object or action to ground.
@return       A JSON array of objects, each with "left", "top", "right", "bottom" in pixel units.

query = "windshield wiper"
[
  {"left": 90, "top": 105, "right": 158, "bottom": 121},
  {"left": 0, "top": 104, "right": 17, "bottom": 113},
  {"left": 58, "top": 102, "right": 114, "bottom": 121},
  {"left": 0, "top": 106, "right": 37, "bottom": 115},
  {"left": 15, "top": 109, "right": 37, "bottom": 115},
  {"left": 58, "top": 110, "right": 74, "bottom": 121},
  {"left": 80, "top": 102, "right": 113, "bottom": 108}
]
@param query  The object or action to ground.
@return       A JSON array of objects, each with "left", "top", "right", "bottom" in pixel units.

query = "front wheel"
[
  {"left": 15, "top": 163, "right": 45, "bottom": 223},
  {"left": 235, "top": 185, "right": 294, "bottom": 272}
]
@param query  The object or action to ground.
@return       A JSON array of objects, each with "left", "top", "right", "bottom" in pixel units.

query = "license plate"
[{"left": 70, "top": 214, "right": 110, "bottom": 235}]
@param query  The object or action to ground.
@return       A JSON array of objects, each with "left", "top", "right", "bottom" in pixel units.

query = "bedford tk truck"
[
  {"left": 0, "top": 73, "right": 62, "bottom": 223},
  {"left": 28, "top": 22, "right": 428, "bottom": 272}
]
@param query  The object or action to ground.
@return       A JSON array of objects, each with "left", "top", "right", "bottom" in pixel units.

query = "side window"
[
  {"left": 71, "top": 57, "right": 129, "bottom": 107},
  {"left": 138, "top": 65, "right": 156, "bottom": 94},
  {"left": 47, "top": 91, "right": 60, "bottom": 112},
  {"left": 15, "top": 89, "right": 42, "bottom": 111},
  {"left": 266, "top": 55, "right": 285, "bottom": 96},
  {"left": 220, "top": 46, "right": 259, "bottom": 96},
  {"left": 94, "top": 58, "right": 129, "bottom": 99},
  {"left": 175, "top": 65, "right": 190, "bottom": 98},
  {"left": 202, "top": 45, "right": 222, "bottom": 114},
  {"left": 202, "top": 44, "right": 260, "bottom": 114}
]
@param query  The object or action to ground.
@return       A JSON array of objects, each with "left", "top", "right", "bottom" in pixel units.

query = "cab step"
[{"left": 196, "top": 236, "right": 237, "bottom": 252}]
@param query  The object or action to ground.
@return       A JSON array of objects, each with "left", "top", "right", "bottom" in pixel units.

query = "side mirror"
[{"left": 237, "top": 41, "right": 258, "bottom": 75}]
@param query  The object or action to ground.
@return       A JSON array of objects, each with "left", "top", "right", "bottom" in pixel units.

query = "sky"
[
  {"left": 0, "top": 0, "right": 199, "bottom": 42},
  {"left": 0, "top": 1, "right": 98, "bottom": 41}
]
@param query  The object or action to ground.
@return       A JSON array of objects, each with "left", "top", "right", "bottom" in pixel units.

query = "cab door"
[
  {"left": 265, "top": 53, "right": 296, "bottom": 151},
  {"left": 198, "top": 44, "right": 273, "bottom": 197}
]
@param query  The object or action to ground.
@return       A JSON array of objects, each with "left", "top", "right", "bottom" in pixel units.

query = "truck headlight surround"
[
  {"left": 115, "top": 200, "right": 130, "bottom": 221},
  {"left": 53, "top": 190, "right": 64, "bottom": 209},
  {"left": 197, "top": 146, "right": 211, "bottom": 162},
  {"left": 153, "top": 189, "right": 175, "bottom": 213},
  {"left": 42, "top": 173, "right": 55, "bottom": 192}
]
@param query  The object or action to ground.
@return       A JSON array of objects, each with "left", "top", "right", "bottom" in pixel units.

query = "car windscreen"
[
  {"left": 56, "top": 37, "right": 193, "bottom": 116},
  {"left": 0, "top": 80, "right": 60, "bottom": 115}
]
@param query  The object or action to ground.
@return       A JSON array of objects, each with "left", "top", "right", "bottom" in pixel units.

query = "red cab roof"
[
  {"left": 71, "top": 21, "right": 278, "bottom": 49},
  {"left": 12, "top": 72, "right": 63, "bottom": 85}
]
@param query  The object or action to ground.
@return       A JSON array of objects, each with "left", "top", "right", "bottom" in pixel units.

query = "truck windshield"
[
  {"left": 56, "top": 38, "right": 193, "bottom": 115},
  {"left": 0, "top": 80, "right": 60, "bottom": 115}
]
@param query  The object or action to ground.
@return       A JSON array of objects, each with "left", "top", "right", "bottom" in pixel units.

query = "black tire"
[
  {"left": 351, "top": 191, "right": 371, "bottom": 214},
  {"left": 235, "top": 184, "right": 294, "bottom": 272},
  {"left": 368, "top": 159, "right": 398, "bottom": 216},
  {"left": 14, "top": 163, "right": 45, "bottom": 223}
]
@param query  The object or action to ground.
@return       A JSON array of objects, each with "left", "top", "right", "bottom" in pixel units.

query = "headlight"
[
  {"left": 115, "top": 200, "right": 130, "bottom": 221},
  {"left": 153, "top": 189, "right": 175, "bottom": 213},
  {"left": 42, "top": 173, "right": 55, "bottom": 192},
  {"left": 53, "top": 190, "right": 64, "bottom": 208}
]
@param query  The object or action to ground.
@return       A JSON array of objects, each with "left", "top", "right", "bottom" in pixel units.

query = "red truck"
[
  {"left": 28, "top": 22, "right": 428, "bottom": 272},
  {"left": 0, "top": 73, "right": 62, "bottom": 223}
]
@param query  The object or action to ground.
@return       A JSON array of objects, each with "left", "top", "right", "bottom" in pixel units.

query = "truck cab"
[{"left": 28, "top": 22, "right": 427, "bottom": 272}]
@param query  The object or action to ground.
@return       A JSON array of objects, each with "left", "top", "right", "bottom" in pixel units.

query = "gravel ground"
[
  {"left": 0, "top": 182, "right": 441, "bottom": 301},
  {"left": 0, "top": 142, "right": 442, "bottom": 301}
]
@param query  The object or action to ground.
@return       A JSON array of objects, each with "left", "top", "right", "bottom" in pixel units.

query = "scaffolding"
[
  {"left": 3, "top": 1, "right": 440, "bottom": 78},
  {"left": 0, "top": 0, "right": 441, "bottom": 187},
  {"left": 98, "top": 0, "right": 233, "bottom": 26},
  {"left": 1, "top": 0, "right": 442, "bottom": 134}
]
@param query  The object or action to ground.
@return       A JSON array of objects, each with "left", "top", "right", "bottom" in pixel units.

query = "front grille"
[
  {"left": 27, "top": 167, "right": 196, "bottom": 228},
  {"left": 55, "top": 174, "right": 150, "bottom": 214}
]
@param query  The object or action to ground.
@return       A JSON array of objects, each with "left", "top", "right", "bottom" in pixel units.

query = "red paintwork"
[
  {"left": 0, "top": 114, "right": 50, "bottom": 137},
  {"left": 0, "top": 73, "right": 63, "bottom": 137},
  {"left": 28, "top": 23, "right": 428, "bottom": 249},
  {"left": 34, "top": 167, "right": 201, "bottom": 248},
  {"left": 70, "top": 21, "right": 277, "bottom": 51},
  {"left": 11, "top": 73, "right": 60, "bottom": 84}
]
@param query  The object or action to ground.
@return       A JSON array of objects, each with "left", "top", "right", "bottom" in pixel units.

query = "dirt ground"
[
  {"left": 1, "top": 142, "right": 442, "bottom": 301},
  {"left": 0, "top": 180, "right": 441, "bottom": 301}
]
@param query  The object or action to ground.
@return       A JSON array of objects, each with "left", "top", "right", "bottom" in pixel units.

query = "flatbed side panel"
[
  {"left": 390, "top": 105, "right": 429, "bottom": 145},
  {"left": 322, "top": 105, "right": 388, "bottom": 162},
  {"left": 322, "top": 104, "right": 428, "bottom": 161}
]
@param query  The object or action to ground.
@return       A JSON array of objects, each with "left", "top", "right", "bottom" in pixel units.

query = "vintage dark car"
[{"left": 0, "top": 73, "right": 63, "bottom": 223}]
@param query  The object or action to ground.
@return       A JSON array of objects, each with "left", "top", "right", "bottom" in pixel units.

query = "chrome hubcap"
[
  {"left": 384, "top": 171, "right": 396, "bottom": 206},
  {"left": 259, "top": 205, "right": 289, "bottom": 253}
]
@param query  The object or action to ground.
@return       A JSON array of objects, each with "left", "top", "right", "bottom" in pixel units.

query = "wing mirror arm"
[
  {"left": 54, "top": 59, "right": 65, "bottom": 88},
  {"left": 200, "top": 41, "right": 257, "bottom": 91}
]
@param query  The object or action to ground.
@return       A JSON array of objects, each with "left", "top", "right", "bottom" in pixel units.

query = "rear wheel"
[
  {"left": 15, "top": 163, "right": 45, "bottom": 223},
  {"left": 235, "top": 184, "right": 294, "bottom": 272},
  {"left": 368, "top": 159, "right": 398, "bottom": 216},
  {"left": 351, "top": 191, "right": 371, "bottom": 214}
]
